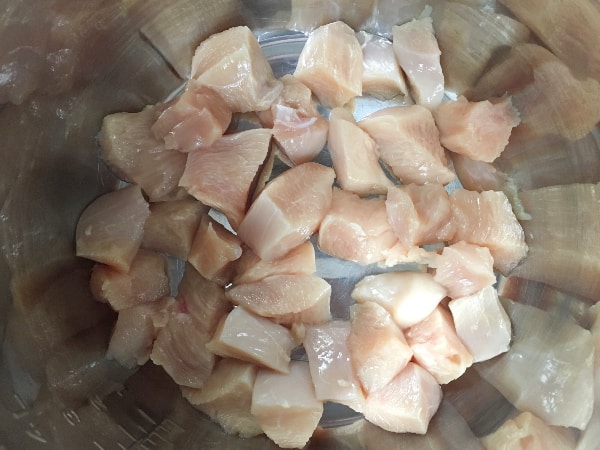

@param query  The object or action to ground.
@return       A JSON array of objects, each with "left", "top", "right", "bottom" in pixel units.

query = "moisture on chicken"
[
  {"left": 359, "top": 105, "right": 455, "bottom": 185},
  {"left": 327, "top": 107, "right": 394, "bottom": 197},
  {"left": 352, "top": 271, "right": 448, "bottom": 329},
  {"left": 450, "top": 284, "right": 512, "bottom": 363},
  {"left": 190, "top": 26, "right": 282, "bottom": 112},
  {"left": 206, "top": 306, "right": 296, "bottom": 373},
  {"left": 347, "top": 301, "right": 413, "bottom": 394},
  {"left": 178, "top": 128, "right": 272, "bottom": 230},
  {"left": 406, "top": 306, "right": 473, "bottom": 384},
  {"left": 294, "top": 21, "right": 363, "bottom": 108},
  {"left": 392, "top": 16, "right": 444, "bottom": 108},
  {"left": 76, "top": 185, "right": 150, "bottom": 273},
  {"left": 237, "top": 162, "right": 335, "bottom": 262},
  {"left": 318, "top": 188, "right": 398, "bottom": 265}
]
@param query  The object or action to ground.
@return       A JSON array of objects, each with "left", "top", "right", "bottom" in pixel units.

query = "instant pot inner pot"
[{"left": 1, "top": 1, "right": 599, "bottom": 449}]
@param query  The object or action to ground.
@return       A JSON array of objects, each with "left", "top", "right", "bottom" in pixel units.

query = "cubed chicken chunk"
[
  {"left": 364, "top": 362, "right": 442, "bottom": 434},
  {"left": 318, "top": 188, "right": 398, "bottom": 265},
  {"left": 226, "top": 274, "right": 331, "bottom": 325},
  {"left": 406, "top": 306, "right": 473, "bottom": 384},
  {"left": 347, "top": 301, "right": 413, "bottom": 394},
  {"left": 237, "top": 162, "right": 335, "bottom": 262},
  {"left": 141, "top": 198, "right": 207, "bottom": 260},
  {"left": 191, "top": 26, "right": 282, "bottom": 112},
  {"left": 450, "top": 189, "right": 528, "bottom": 275},
  {"left": 182, "top": 359, "right": 262, "bottom": 438},
  {"left": 188, "top": 214, "right": 242, "bottom": 286},
  {"left": 151, "top": 83, "right": 232, "bottom": 152},
  {"left": 392, "top": 17, "right": 444, "bottom": 108},
  {"left": 251, "top": 361, "right": 323, "bottom": 449},
  {"left": 206, "top": 306, "right": 296, "bottom": 373},
  {"left": 294, "top": 21, "right": 363, "bottom": 108},
  {"left": 76, "top": 185, "right": 150, "bottom": 272},
  {"left": 90, "top": 249, "right": 170, "bottom": 311},
  {"left": 303, "top": 321, "right": 366, "bottom": 413},
  {"left": 432, "top": 241, "right": 496, "bottom": 299},
  {"left": 328, "top": 107, "right": 394, "bottom": 197},
  {"left": 449, "top": 286, "right": 511, "bottom": 363},
  {"left": 179, "top": 128, "right": 272, "bottom": 230},
  {"left": 433, "top": 96, "right": 520, "bottom": 163},
  {"left": 352, "top": 271, "right": 448, "bottom": 329},
  {"left": 359, "top": 106, "right": 455, "bottom": 185}
]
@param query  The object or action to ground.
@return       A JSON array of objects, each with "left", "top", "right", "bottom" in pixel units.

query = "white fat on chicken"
[
  {"left": 406, "top": 306, "right": 473, "bottom": 384},
  {"left": 237, "top": 162, "right": 335, "bottom": 262},
  {"left": 190, "top": 26, "right": 282, "bottom": 112},
  {"left": 352, "top": 271, "right": 448, "bottom": 329},
  {"left": 450, "top": 189, "right": 528, "bottom": 276},
  {"left": 392, "top": 16, "right": 444, "bottom": 108},
  {"left": 182, "top": 359, "right": 262, "bottom": 438},
  {"left": 318, "top": 188, "right": 399, "bottom": 265},
  {"left": 327, "top": 108, "right": 393, "bottom": 197},
  {"left": 226, "top": 274, "right": 331, "bottom": 325},
  {"left": 294, "top": 21, "right": 363, "bottom": 108},
  {"left": 303, "top": 321, "right": 366, "bottom": 413},
  {"left": 364, "top": 362, "right": 442, "bottom": 434},
  {"left": 357, "top": 31, "right": 408, "bottom": 100},
  {"left": 206, "top": 306, "right": 295, "bottom": 373},
  {"left": 359, "top": 106, "right": 455, "bottom": 185},
  {"left": 432, "top": 241, "right": 496, "bottom": 299},
  {"left": 251, "top": 361, "right": 323, "bottom": 449},
  {"left": 347, "top": 301, "right": 413, "bottom": 394}
]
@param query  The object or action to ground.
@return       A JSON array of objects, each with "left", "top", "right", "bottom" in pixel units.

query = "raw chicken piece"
[
  {"left": 206, "top": 306, "right": 296, "bottom": 373},
  {"left": 270, "top": 104, "right": 328, "bottom": 165},
  {"left": 432, "top": 241, "right": 496, "bottom": 299},
  {"left": 226, "top": 274, "right": 331, "bottom": 325},
  {"left": 392, "top": 17, "right": 444, "bottom": 108},
  {"left": 99, "top": 107, "right": 187, "bottom": 201},
  {"left": 318, "top": 188, "right": 398, "bottom": 265},
  {"left": 352, "top": 271, "right": 448, "bottom": 329},
  {"left": 188, "top": 214, "right": 242, "bottom": 286},
  {"left": 482, "top": 411, "right": 577, "bottom": 450},
  {"left": 386, "top": 184, "right": 454, "bottom": 251},
  {"left": 252, "top": 361, "right": 323, "bottom": 449},
  {"left": 150, "top": 307, "right": 215, "bottom": 388},
  {"left": 356, "top": 31, "right": 408, "bottom": 100},
  {"left": 178, "top": 128, "right": 272, "bottom": 230},
  {"left": 287, "top": 0, "right": 375, "bottom": 31},
  {"left": 294, "top": 21, "right": 363, "bottom": 108},
  {"left": 450, "top": 189, "right": 528, "bottom": 275},
  {"left": 381, "top": 243, "right": 440, "bottom": 268},
  {"left": 234, "top": 241, "right": 316, "bottom": 285},
  {"left": 476, "top": 299, "right": 594, "bottom": 430},
  {"left": 76, "top": 185, "right": 150, "bottom": 272},
  {"left": 359, "top": 106, "right": 455, "bottom": 185},
  {"left": 498, "top": 0, "right": 600, "bottom": 82},
  {"left": 190, "top": 26, "right": 282, "bottom": 112},
  {"left": 90, "top": 249, "right": 170, "bottom": 311},
  {"left": 141, "top": 198, "right": 207, "bottom": 260},
  {"left": 176, "top": 263, "right": 230, "bottom": 335},
  {"left": 237, "top": 162, "right": 335, "bottom": 262},
  {"left": 433, "top": 1, "right": 530, "bottom": 95},
  {"left": 151, "top": 83, "right": 232, "bottom": 152},
  {"left": 181, "top": 359, "right": 262, "bottom": 438},
  {"left": 406, "top": 306, "right": 473, "bottom": 384},
  {"left": 513, "top": 183, "right": 600, "bottom": 302},
  {"left": 107, "top": 296, "right": 174, "bottom": 368},
  {"left": 347, "top": 301, "right": 413, "bottom": 394},
  {"left": 451, "top": 153, "right": 508, "bottom": 192},
  {"left": 258, "top": 75, "right": 319, "bottom": 126},
  {"left": 449, "top": 287, "right": 511, "bottom": 363},
  {"left": 328, "top": 107, "right": 394, "bottom": 197},
  {"left": 304, "top": 321, "right": 366, "bottom": 413},
  {"left": 364, "top": 362, "right": 442, "bottom": 434},
  {"left": 362, "top": 0, "right": 428, "bottom": 39},
  {"left": 433, "top": 96, "right": 520, "bottom": 163}
]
